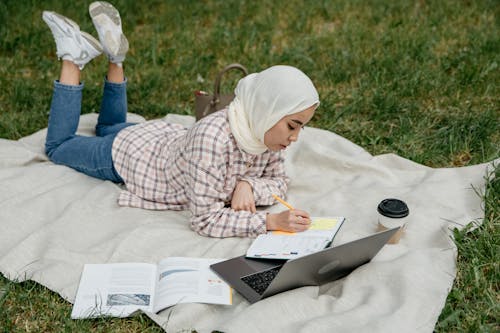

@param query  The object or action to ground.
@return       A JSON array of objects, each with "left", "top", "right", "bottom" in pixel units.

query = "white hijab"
[{"left": 227, "top": 65, "right": 320, "bottom": 155}]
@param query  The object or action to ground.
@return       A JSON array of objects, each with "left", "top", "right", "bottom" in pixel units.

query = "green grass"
[
  {"left": 435, "top": 167, "right": 499, "bottom": 332},
  {"left": 0, "top": 0, "right": 498, "bottom": 331}
]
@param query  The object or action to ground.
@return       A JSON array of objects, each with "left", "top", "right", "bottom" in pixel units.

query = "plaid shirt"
[{"left": 111, "top": 110, "right": 289, "bottom": 238}]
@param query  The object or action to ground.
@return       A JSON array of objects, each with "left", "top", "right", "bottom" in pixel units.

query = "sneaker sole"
[
  {"left": 89, "top": 1, "right": 128, "bottom": 56},
  {"left": 103, "top": 32, "right": 129, "bottom": 56},
  {"left": 89, "top": 1, "right": 121, "bottom": 26}
]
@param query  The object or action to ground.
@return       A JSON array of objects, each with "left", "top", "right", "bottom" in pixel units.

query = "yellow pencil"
[{"left": 272, "top": 194, "right": 294, "bottom": 210}]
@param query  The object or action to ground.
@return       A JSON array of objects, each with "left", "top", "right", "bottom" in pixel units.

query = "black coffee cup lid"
[{"left": 377, "top": 198, "right": 409, "bottom": 218}]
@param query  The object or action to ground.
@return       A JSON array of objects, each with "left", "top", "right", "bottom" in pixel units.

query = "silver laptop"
[{"left": 210, "top": 227, "right": 399, "bottom": 303}]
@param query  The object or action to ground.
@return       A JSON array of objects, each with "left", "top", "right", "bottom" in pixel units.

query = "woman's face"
[{"left": 264, "top": 105, "right": 316, "bottom": 151}]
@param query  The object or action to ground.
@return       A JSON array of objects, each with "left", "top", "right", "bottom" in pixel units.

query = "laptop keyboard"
[{"left": 241, "top": 266, "right": 282, "bottom": 295}]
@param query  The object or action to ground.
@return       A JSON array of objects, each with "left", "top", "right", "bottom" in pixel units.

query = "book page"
[
  {"left": 71, "top": 263, "right": 157, "bottom": 319},
  {"left": 153, "top": 257, "right": 232, "bottom": 313},
  {"left": 246, "top": 217, "right": 345, "bottom": 260}
]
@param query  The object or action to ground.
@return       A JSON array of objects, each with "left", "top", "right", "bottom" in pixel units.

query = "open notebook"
[{"left": 246, "top": 217, "right": 345, "bottom": 260}]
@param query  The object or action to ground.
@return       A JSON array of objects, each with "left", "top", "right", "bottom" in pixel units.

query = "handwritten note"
[{"left": 309, "top": 218, "right": 338, "bottom": 230}]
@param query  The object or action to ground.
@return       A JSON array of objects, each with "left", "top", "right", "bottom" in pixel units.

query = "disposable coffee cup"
[{"left": 376, "top": 198, "right": 409, "bottom": 244}]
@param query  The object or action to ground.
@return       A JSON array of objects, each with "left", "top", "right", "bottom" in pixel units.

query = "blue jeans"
[{"left": 45, "top": 79, "right": 135, "bottom": 182}]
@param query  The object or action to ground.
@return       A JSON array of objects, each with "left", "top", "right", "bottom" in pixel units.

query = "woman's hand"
[
  {"left": 266, "top": 209, "right": 311, "bottom": 232},
  {"left": 231, "top": 181, "right": 256, "bottom": 213}
]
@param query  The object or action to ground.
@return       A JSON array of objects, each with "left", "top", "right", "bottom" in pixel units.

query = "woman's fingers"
[
  {"left": 288, "top": 212, "right": 311, "bottom": 232},
  {"left": 291, "top": 210, "right": 311, "bottom": 225}
]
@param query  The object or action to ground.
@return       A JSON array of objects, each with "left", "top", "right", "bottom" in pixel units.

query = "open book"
[
  {"left": 246, "top": 217, "right": 345, "bottom": 260},
  {"left": 71, "top": 257, "right": 232, "bottom": 319}
]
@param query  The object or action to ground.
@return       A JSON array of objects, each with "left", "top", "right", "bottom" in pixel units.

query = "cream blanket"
[{"left": 0, "top": 113, "right": 494, "bottom": 332}]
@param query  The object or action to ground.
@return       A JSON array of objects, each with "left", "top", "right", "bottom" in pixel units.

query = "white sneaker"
[
  {"left": 42, "top": 11, "right": 102, "bottom": 70},
  {"left": 89, "top": 1, "right": 129, "bottom": 64}
]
